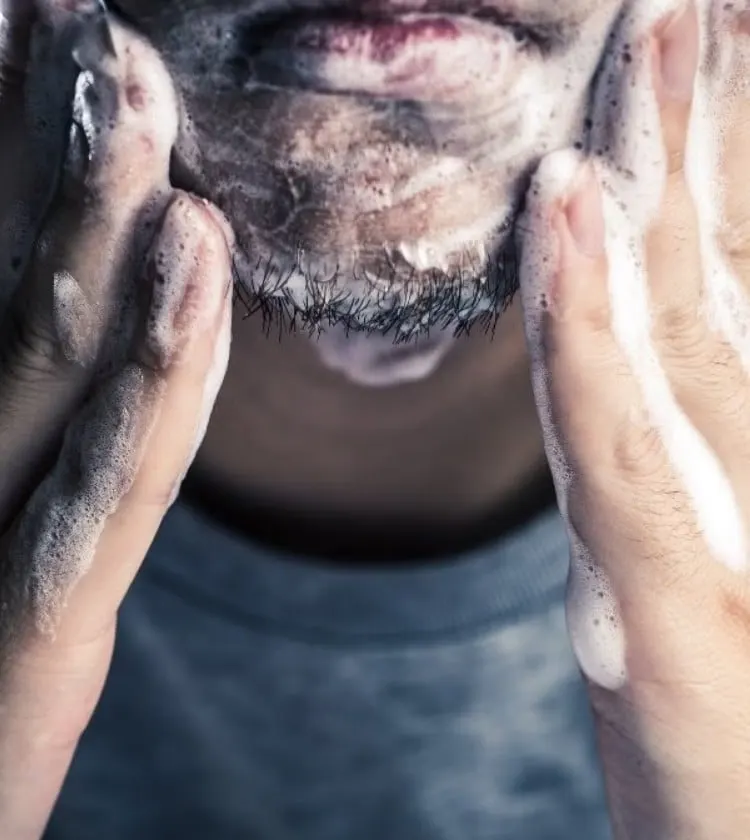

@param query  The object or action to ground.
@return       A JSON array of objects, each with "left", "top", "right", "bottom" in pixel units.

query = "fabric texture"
[{"left": 45, "top": 499, "right": 612, "bottom": 840}]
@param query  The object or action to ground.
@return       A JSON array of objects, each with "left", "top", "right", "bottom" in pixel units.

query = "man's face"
[{"left": 110, "top": 0, "right": 622, "bottom": 344}]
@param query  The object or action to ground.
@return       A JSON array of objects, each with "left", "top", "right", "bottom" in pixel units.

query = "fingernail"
[
  {"left": 657, "top": 2, "right": 699, "bottom": 103},
  {"left": 192, "top": 196, "right": 236, "bottom": 252},
  {"left": 564, "top": 162, "right": 605, "bottom": 258}
]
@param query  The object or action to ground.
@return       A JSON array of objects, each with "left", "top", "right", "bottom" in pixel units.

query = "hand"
[
  {"left": 0, "top": 5, "right": 233, "bottom": 837},
  {"left": 520, "top": 1, "right": 750, "bottom": 837}
]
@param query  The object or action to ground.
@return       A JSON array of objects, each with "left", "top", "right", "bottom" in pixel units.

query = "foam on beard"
[
  {"left": 313, "top": 322, "right": 456, "bottom": 388},
  {"left": 520, "top": 0, "right": 750, "bottom": 693}
]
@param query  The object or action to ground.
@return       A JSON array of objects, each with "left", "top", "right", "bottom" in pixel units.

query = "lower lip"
[{"left": 247, "top": 13, "right": 509, "bottom": 102}]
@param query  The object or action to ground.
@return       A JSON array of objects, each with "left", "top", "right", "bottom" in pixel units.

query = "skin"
[
  {"left": 111, "top": 0, "right": 623, "bottom": 560},
  {"left": 0, "top": 1, "right": 749, "bottom": 839}
]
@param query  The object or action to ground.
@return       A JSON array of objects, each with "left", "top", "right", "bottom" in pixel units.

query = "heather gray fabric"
[{"left": 45, "top": 500, "right": 612, "bottom": 839}]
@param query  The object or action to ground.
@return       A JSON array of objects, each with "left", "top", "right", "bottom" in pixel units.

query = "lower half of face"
[{"left": 117, "top": 1, "right": 618, "bottom": 382}]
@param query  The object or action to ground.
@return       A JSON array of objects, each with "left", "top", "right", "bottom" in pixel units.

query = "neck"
[{"left": 185, "top": 300, "right": 554, "bottom": 564}]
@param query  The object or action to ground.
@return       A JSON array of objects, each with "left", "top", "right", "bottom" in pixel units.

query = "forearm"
[
  {"left": 0, "top": 744, "right": 75, "bottom": 840},
  {"left": 0, "top": 630, "right": 113, "bottom": 839}
]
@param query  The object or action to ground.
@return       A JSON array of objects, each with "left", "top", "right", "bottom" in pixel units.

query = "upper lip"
[{"left": 240, "top": 1, "right": 512, "bottom": 33}]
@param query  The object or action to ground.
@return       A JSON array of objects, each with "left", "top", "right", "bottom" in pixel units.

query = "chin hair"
[{"left": 230, "top": 228, "right": 522, "bottom": 343}]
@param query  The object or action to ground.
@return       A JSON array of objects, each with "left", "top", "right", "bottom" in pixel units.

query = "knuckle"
[
  {"left": 718, "top": 584, "right": 750, "bottom": 643},
  {"left": 581, "top": 296, "right": 613, "bottom": 338},
  {"left": 610, "top": 407, "right": 670, "bottom": 484},
  {"left": 546, "top": 318, "right": 620, "bottom": 380},
  {"left": 674, "top": 335, "right": 750, "bottom": 424},
  {"left": 717, "top": 218, "right": 750, "bottom": 265},
  {"left": 704, "top": 351, "right": 749, "bottom": 411},
  {"left": 654, "top": 301, "right": 709, "bottom": 361}
]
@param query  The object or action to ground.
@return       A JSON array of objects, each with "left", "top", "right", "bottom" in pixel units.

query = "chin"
[
  {"left": 111, "top": 0, "right": 621, "bottom": 377},
  {"left": 312, "top": 322, "right": 457, "bottom": 387}
]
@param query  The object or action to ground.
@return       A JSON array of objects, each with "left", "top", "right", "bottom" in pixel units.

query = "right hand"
[{"left": 0, "top": 4, "right": 234, "bottom": 837}]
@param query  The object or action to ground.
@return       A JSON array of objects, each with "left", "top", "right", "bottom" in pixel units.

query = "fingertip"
[
  {"left": 548, "top": 159, "right": 609, "bottom": 323},
  {"left": 187, "top": 195, "right": 236, "bottom": 252},
  {"left": 654, "top": 0, "right": 700, "bottom": 106},
  {"left": 519, "top": 150, "right": 608, "bottom": 330},
  {"left": 652, "top": 1, "right": 699, "bottom": 174},
  {"left": 562, "top": 161, "right": 606, "bottom": 261},
  {"left": 143, "top": 192, "right": 232, "bottom": 369}
]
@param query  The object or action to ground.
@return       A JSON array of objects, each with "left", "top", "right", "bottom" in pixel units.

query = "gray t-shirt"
[{"left": 45, "top": 500, "right": 611, "bottom": 839}]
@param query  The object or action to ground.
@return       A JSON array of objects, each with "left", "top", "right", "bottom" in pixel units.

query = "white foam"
[
  {"left": 519, "top": 0, "right": 750, "bottom": 691},
  {"left": 395, "top": 210, "right": 506, "bottom": 275},
  {"left": 10, "top": 365, "right": 165, "bottom": 635},
  {"left": 52, "top": 269, "right": 100, "bottom": 365},
  {"left": 314, "top": 322, "right": 454, "bottom": 388},
  {"left": 519, "top": 148, "right": 628, "bottom": 692},
  {"left": 145, "top": 194, "right": 235, "bottom": 502},
  {"left": 70, "top": 18, "right": 180, "bottom": 203},
  {"left": 146, "top": 193, "right": 234, "bottom": 363},
  {"left": 590, "top": 0, "right": 748, "bottom": 575},
  {"left": 4, "top": 13, "right": 225, "bottom": 634}
]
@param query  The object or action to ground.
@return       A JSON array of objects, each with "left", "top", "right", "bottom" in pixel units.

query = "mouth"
[{"left": 233, "top": 2, "right": 537, "bottom": 102}]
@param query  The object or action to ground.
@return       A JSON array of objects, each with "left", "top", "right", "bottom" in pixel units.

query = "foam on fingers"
[
  {"left": 6, "top": 364, "right": 165, "bottom": 638},
  {"left": 139, "top": 193, "right": 234, "bottom": 506},
  {"left": 519, "top": 150, "right": 628, "bottom": 692},
  {"left": 28, "top": 10, "right": 184, "bottom": 370},
  {"left": 520, "top": 0, "right": 750, "bottom": 691},
  {"left": 145, "top": 193, "right": 233, "bottom": 369},
  {"left": 3, "top": 192, "right": 232, "bottom": 640},
  {"left": 591, "top": 0, "right": 748, "bottom": 576}
]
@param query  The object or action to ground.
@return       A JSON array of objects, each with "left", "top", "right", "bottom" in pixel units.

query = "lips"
[{"left": 237, "top": 2, "right": 516, "bottom": 102}]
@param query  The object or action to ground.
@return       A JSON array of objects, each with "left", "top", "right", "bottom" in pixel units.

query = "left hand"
[{"left": 519, "top": 2, "right": 750, "bottom": 837}]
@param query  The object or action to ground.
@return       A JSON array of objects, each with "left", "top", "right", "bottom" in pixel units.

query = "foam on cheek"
[{"left": 9, "top": 366, "right": 165, "bottom": 636}]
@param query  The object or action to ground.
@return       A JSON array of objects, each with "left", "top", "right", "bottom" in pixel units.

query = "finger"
[
  {"left": 646, "top": 3, "right": 750, "bottom": 535},
  {"left": 520, "top": 149, "right": 715, "bottom": 692},
  {"left": 0, "top": 0, "right": 92, "bottom": 303},
  {"left": 647, "top": 0, "right": 702, "bottom": 315},
  {"left": 542, "top": 164, "right": 701, "bottom": 597},
  {"left": 0, "top": 12, "right": 180, "bottom": 532},
  {"left": 0, "top": 194, "right": 232, "bottom": 840},
  {"left": 3, "top": 191, "right": 233, "bottom": 651},
  {"left": 713, "top": 5, "right": 750, "bottom": 269}
]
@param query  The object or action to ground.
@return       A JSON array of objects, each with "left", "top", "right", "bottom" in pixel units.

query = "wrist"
[{"left": 587, "top": 675, "right": 750, "bottom": 840}]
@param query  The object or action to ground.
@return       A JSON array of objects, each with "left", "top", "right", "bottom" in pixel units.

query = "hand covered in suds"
[
  {"left": 519, "top": 1, "right": 750, "bottom": 837},
  {"left": 0, "top": 3, "right": 233, "bottom": 836}
]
